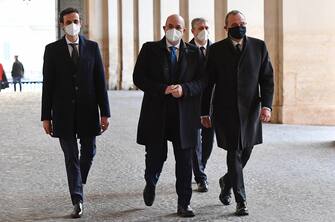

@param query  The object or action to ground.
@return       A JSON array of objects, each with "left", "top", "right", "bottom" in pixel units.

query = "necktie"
[
  {"left": 169, "top": 46, "right": 177, "bottom": 81},
  {"left": 69, "top": 43, "right": 79, "bottom": 64},
  {"left": 236, "top": 43, "right": 242, "bottom": 53},
  {"left": 200, "top": 46, "right": 206, "bottom": 58},
  {"left": 169, "top": 46, "right": 177, "bottom": 67}
]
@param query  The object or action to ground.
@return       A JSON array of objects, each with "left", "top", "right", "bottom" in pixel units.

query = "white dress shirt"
[
  {"left": 65, "top": 36, "right": 80, "bottom": 57},
  {"left": 166, "top": 39, "right": 181, "bottom": 61}
]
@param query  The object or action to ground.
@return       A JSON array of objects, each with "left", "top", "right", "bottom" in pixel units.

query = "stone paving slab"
[{"left": 0, "top": 90, "right": 334, "bottom": 222}]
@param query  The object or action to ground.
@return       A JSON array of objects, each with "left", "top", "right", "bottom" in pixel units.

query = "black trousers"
[
  {"left": 144, "top": 141, "right": 193, "bottom": 207},
  {"left": 59, "top": 137, "right": 96, "bottom": 205},
  {"left": 221, "top": 144, "right": 253, "bottom": 203},
  {"left": 192, "top": 126, "right": 214, "bottom": 183}
]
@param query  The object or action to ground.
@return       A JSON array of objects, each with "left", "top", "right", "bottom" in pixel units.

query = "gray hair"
[
  {"left": 225, "top": 10, "right": 245, "bottom": 26},
  {"left": 191, "top": 17, "right": 207, "bottom": 29}
]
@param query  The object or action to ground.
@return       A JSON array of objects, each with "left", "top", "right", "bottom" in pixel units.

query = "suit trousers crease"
[
  {"left": 145, "top": 141, "right": 193, "bottom": 207},
  {"left": 223, "top": 143, "right": 253, "bottom": 203},
  {"left": 59, "top": 136, "right": 96, "bottom": 205},
  {"left": 192, "top": 126, "right": 214, "bottom": 183}
]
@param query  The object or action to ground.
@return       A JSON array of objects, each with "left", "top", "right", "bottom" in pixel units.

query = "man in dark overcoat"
[
  {"left": 133, "top": 14, "right": 206, "bottom": 218},
  {"left": 189, "top": 17, "right": 214, "bottom": 193},
  {"left": 202, "top": 10, "right": 274, "bottom": 216},
  {"left": 41, "top": 7, "right": 110, "bottom": 218}
]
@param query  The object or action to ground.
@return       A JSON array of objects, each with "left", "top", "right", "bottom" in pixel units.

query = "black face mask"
[{"left": 228, "top": 26, "right": 246, "bottom": 39}]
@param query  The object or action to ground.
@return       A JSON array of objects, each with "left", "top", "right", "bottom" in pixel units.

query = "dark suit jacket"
[
  {"left": 203, "top": 36, "right": 274, "bottom": 150},
  {"left": 189, "top": 39, "right": 212, "bottom": 56},
  {"left": 133, "top": 37, "right": 206, "bottom": 149},
  {"left": 189, "top": 38, "right": 213, "bottom": 114},
  {"left": 41, "top": 35, "right": 110, "bottom": 139}
]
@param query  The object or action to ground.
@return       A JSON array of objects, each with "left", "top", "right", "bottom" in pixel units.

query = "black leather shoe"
[
  {"left": 71, "top": 202, "right": 83, "bottom": 218},
  {"left": 197, "top": 180, "right": 208, "bottom": 192},
  {"left": 143, "top": 184, "right": 155, "bottom": 206},
  {"left": 177, "top": 205, "right": 195, "bottom": 217},
  {"left": 219, "top": 177, "right": 232, "bottom": 205},
  {"left": 235, "top": 202, "right": 249, "bottom": 216}
]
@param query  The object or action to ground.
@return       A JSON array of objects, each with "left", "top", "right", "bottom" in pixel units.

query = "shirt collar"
[
  {"left": 65, "top": 36, "right": 79, "bottom": 45},
  {"left": 194, "top": 40, "right": 207, "bottom": 49},
  {"left": 231, "top": 38, "right": 243, "bottom": 47},
  {"left": 166, "top": 39, "right": 181, "bottom": 50}
]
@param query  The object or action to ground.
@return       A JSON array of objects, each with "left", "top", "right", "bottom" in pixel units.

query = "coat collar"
[
  {"left": 60, "top": 35, "right": 87, "bottom": 69},
  {"left": 189, "top": 38, "right": 212, "bottom": 47},
  {"left": 159, "top": 37, "right": 189, "bottom": 82}
]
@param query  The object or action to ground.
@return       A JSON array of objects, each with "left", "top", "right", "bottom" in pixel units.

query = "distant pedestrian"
[
  {"left": 11, "top": 55, "right": 24, "bottom": 92},
  {"left": 0, "top": 63, "right": 4, "bottom": 91}
]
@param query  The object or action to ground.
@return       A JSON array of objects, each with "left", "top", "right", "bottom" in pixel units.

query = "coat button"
[
  {"left": 71, "top": 99, "right": 75, "bottom": 104},
  {"left": 75, "top": 86, "right": 79, "bottom": 91}
]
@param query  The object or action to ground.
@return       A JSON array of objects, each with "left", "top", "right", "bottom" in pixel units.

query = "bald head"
[{"left": 165, "top": 14, "right": 185, "bottom": 28}]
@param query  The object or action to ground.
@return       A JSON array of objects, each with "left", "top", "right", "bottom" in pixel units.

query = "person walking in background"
[
  {"left": 189, "top": 17, "right": 214, "bottom": 193},
  {"left": 41, "top": 7, "right": 110, "bottom": 218},
  {"left": 202, "top": 10, "right": 274, "bottom": 216},
  {"left": 0, "top": 62, "right": 4, "bottom": 91},
  {"left": 133, "top": 14, "right": 206, "bottom": 217},
  {"left": 11, "top": 55, "right": 24, "bottom": 92}
]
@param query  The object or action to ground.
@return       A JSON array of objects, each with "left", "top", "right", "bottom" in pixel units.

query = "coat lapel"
[
  {"left": 158, "top": 38, "right": 170, "bottom": 82},
  {"left": 238, "top": 36, "right": 248, "bottom": 63},
  {"left": 78, "top": 35, "right": 86, "bottom": 69},
  {"left": 178, "top": 40, "right": 188, "bottom": 81},
  {"left": 60, "top": 37, "right": 74, "bottom": 66}
]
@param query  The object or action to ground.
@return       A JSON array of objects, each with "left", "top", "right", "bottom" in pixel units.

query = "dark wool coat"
[
  {"left": 41, "top": 35, "right": 110, "bottom": 138},
  {"left": 133, "top": 37, "right": 206, "bottom": 149},
  {"left": 203, "top": 36, "right": 274, "bottom": 150}
]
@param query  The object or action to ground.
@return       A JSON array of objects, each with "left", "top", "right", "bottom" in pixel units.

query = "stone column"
[
  {"left": 85, "top": 0, "right": 110, "bottom": 88},
  {"left": 265, "top": 0, "right": 335, "bottom": 125},
  {"left": 179, "top": 0, "right": 189, "bottom": 42},
  {"left": 108, "top": 0, "right": 120, "bottom": 89},
  {"left": 214, "top": 0, "right": 228, "bottom": 41},
  {"left": 119, "top": 0, "right": 136, "bottom": 89},
  {"left": 264, "top": 0, "right": 283, "bottom": 123},
  {"left": 153, "top": 0, "right": 161, "bottom": 41},
  {"left": 134, "top": 0, "right": 140, "bottom": 59}
]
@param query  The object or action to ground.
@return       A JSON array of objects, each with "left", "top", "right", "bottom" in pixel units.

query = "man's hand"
[
  {"left": 201, "top": 116, "right": 212, "bottom": 128},
  {"left": 43, "top": 120, "right": 53, "bottom": 135},
  {"left": 165, "top": 85, "right": 178, "bottom": 95},
  {"left": 260, "top": 107, "right": 271, "bottom": 122},
  {"left": 101, "top": 116, "right": 109, "bottom": 133},
  {"left": 170, "top": 84, "right": 183, "bottom": 98}
]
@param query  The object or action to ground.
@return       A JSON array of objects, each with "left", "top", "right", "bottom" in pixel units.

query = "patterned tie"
[{"left": 69, "top": 43, "right": 79, "bottom": 64}]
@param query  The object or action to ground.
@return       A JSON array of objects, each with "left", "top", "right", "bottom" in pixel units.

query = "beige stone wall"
[
  {"left": 83, "top": 0, "right": 335, "bottom": 125},
  {"left": 267, "top": 0, "right": 335, "bottom": 125}
]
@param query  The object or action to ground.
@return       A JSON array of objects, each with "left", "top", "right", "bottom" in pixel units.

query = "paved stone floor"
[{"left": 0, "top": 88, "right": 334, "bottom": 222}]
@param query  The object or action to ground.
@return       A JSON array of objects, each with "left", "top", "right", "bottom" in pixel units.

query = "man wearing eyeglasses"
[{"left": 202, "top": 10, "right": 274, "bottom": 216}]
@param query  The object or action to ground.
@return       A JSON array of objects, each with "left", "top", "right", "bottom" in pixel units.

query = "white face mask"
[
  {"left": 64, "top": 23, "right": 80, "bottom": 36},
  {"left": 165, "top": 28, "right": 183, "bottom": 44},
  {"left": 196, "top": 29, "right": 209, "bottom": 43}
]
